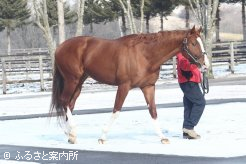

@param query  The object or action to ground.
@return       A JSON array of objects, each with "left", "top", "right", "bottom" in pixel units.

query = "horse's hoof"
[
  {"left": 161, "top": 138, "right": 170, "bottom": 144},
  {"left": 98, "top": 139, "right": 106, "bottom": 144},
  {"left": 68, "top": 138, "right": 77, "bottom": 144}
]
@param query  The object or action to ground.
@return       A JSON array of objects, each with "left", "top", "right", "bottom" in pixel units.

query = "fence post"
[
  {"left": 39, "top": 56, "right": 44, "bottom": 91},
  {"left": 1, "top": 58, "right": 7, "bottom": 94},
  {"left": 172, "top": 56, "right": 177, "bottom": 78},
  {"left": 230, "top": 42, "right": 235, "bottom": 74},
  {"left": 26, "top": 60, "right": 31, "bottom": 79}
]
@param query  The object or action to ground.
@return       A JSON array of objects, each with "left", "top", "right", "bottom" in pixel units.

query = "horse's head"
[{"left": 182, "top": 26, "right": 210, "bottom": 68}]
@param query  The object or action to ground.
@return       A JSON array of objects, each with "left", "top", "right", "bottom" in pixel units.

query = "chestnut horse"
[{"left": 50, "top": 26, "right": 209, "bottom": 144}]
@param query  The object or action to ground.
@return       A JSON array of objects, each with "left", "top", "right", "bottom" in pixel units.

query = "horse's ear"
[
  {"left": 198, "top": 26, "right": 202, "bottom": 33},
  {"left": 190, "top": 25, "right": 196, "bottom": 34}
]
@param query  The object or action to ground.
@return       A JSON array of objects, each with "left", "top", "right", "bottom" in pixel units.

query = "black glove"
[{"left": 181, "top": 70, "right": 193, "bottom": 80}]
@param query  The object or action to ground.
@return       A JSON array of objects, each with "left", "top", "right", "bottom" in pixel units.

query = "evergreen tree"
[
  {"left": 104, "top": 1, "right": 128, "bottom": 35},
  {"left": 176, "top": 0, "right": 194, "bottom": 28},
  {"left": 83, "top": 0, "right": 117, "bottom": 34},
  {"left": 0, "top": 0, "right": 30, "bottom": 55},
  {"left": 38, "top": 0, "right": 76, "bottom": 45},
  {"left": 46, "top": 0, "right": 76, "bottom": 27},
  {"left": 0, "top": 24, "right": 4, "bottom": 32},
  {"left": 152, "top": 0, "right": 178, "bottom": 31},
  {"left": 132, "top": 0, "right": 158, "bottom": 33}
]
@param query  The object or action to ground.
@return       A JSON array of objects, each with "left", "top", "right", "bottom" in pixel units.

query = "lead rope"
[{"left": 201, "top": 71, "right": 209, "bottom": 95}]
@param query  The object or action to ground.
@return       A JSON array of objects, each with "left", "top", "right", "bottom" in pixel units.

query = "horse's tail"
[{"left": 49, "top": 64, "right": 65, "bottom": 123}]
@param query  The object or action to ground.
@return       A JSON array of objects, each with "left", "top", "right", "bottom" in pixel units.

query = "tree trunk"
[
  {"left": 215, "top": 3, "right": 220, "bottom": 42},
  {"left": 206, "top": 0, "right": 219, "bottom": 78},
  {"left": 75, "top": 0, "right": 85, "bottom": 36},
  {"left": 242, "top": 0, "right": 246, "bottom": 40},
  {"left": 140, "top": 0, "right": 144, "bottom": 33},
  {"left": 185, "top": 5, "right": 190, "bottom": 28},
  {"left": 160, "top": 12, "right": 164, "bottom": 31},
  {"left": 89, "top": 22, "right": 93, "bottom": 34},
  {"left": 7, "top": 27, "right": 11, "bottom": 55},
  {"left": 189, "top": 0, "right": 219, "bottom": 78},
  {"left": 146, "top": 14, "right": 150, "bottom": 33},
  {"left": 57, "top": 0, "right": 65, "bottom": 44},
  {"left": 33, "top": 0, "right": 56, "bottom": 70},
  {"left": 121, "top": 10, "right": 127, "bottom": 35},
  {"left": 118, "top": 16, "right": 123, "bottom": 36},
  {"left": 127, "top": 0, "right": 137, "bottom": 33},
  {"left": 118, "top": 0, "right": 136, "bottom": 34}
]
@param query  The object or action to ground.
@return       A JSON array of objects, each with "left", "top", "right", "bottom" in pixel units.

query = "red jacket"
[{"left": 176, "top": 52, "right": 201, "bottom": 83}]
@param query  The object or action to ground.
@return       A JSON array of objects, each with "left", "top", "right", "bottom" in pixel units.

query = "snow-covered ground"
[
  {"left": 0, "top": 85, "right": 246, "bottom": 158},
  {"left": 0, "top": 63, "right": 246, "bottom": 160}
]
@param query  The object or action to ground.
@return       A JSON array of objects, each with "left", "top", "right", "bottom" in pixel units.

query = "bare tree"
[
  {"left": 189, "top": 0, "right": 219, "bottom": 78},
  {"left": 57, "top": 0, "right": 65, "bottom": 43},
  {"left": 243, "top": 0, "right": 246, "bottom": 40},
  {"left": 33, "top": 0, "right": 56, "bottom": 68},
  {"left": 140, "top": 0, "right": 145, "bottom": 33},
  {"left": 185, "top": 5, "right": 190, "bottom": 28},
  {"left": 75, "top": 0, "right": 85, "bottom": 36},
  {"left": 118, "top": 0, "right": 137, "bottom": 34}
]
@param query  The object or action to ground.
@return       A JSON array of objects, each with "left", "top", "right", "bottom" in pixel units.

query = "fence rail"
[
  {"left": 0, "top": 41, "right": 245, "bottom": 94},
  {"left": 0, "top": 54, "right": 52, "bottom": 94},
  {"left": 0, "top": 48, "right": 49, "bottom": 56},
  {"left": 212, "top": 41, "right": 246, "bottom": 74}
]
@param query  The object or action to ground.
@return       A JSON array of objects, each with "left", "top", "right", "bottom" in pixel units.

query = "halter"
[
  {"left": 182, "top": 37, "right": 205, "bottom": 67},
  {"left": 182, "top": 37, "right": 209, "bottom": 95}
]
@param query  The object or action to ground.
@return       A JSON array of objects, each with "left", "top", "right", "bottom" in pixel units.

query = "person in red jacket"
[{"left": 177, "top": 52, "right": 206, "bottom": 139}]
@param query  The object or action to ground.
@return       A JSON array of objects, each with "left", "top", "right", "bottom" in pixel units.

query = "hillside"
[{"left": 150, "top": 3, "right": 243, "bottom": 41}]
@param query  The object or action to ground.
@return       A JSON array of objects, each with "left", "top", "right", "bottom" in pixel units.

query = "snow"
[
  {"left": 0, "top": 63, "right": 246, "bottom": 159},
  {"left": 0, "top": 84, "right": 246, "bottom": 117},
  {"left": 0, "top": 85, "right": 246, "bottom": 158},
  {"left": 0, "top": 103, "right": 246, "bottom": 157}
]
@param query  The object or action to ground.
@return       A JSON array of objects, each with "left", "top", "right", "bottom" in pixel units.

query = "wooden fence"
[
  {"left": 0, "top": 41, "right": 245, "bottom": 94},
  {"left": 0, "top": 54, "right": 52, "bottom": 94},
  {"left": 212, "top": 41, "right": 246, "bottom": 74},
  {"left": 0, "top": 48, "right": 49, "bottom": 56}
]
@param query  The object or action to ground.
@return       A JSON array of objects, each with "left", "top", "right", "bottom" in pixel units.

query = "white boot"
[{"left": 183, "top": 128, "right": 201, "bottom": 139}]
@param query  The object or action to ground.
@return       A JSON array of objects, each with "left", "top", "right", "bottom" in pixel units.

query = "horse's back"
[{"left": 55, "top": 36, "right": 126, "bottom": 85}]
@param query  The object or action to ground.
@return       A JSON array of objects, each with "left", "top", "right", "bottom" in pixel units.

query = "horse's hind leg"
[
  {"left": 98, "top": 83, "right": 130, "bottom": 144},
  {"left": 61, "top": 78, "right": 81, "bottom": 144},
  {"left": 65, "top": 74, "right": 88, "bottom": 144},
  {"left": 141, "top": 85, "right": 169, "bottom": 144},
  {"left": 68, "top": 74, "right": 88, "bottom": 110}
]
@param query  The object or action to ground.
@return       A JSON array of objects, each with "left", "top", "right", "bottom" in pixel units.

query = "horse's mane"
[{"left": 117, "top": 30, "right": 189, "bottom": 46}]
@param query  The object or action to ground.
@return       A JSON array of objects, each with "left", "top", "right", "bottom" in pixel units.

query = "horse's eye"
[{"left": 192, "top": 42, "right": 197, "bottom": 46}]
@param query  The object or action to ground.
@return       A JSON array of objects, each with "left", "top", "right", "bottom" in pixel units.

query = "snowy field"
[
  {"left": 0, "top": 63, "right": 246, "bottom": 161},
  {"left": 0, "top": 85, "right": 246, "bottom": 158},
  {"left": 0, "top": 101, "right": 246, "bottom": 158}
]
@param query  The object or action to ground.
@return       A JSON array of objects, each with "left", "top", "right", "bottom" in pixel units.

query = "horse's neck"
[{"left": 148, "top": 31, "right": 187, "bottom": 71}]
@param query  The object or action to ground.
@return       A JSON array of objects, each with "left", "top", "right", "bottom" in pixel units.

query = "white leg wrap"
[
  {"left": 101, "top": 111, "right": 120, "bottom": 140},
  {"left": 66, "top": 108, "right": 77, "bottom": 143},
  {"left": 152, "top": 119, "right": 166, "bottom": 139},
  {"left": 66, "top": 108, "right": 76, "bottom": 128}
]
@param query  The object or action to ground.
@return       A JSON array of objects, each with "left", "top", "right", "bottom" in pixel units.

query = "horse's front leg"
[
  {"left": 98, "top": 83, "right": 130, "bottom": 144},
  {"left": 141, "top": 85, "right": 170, "bottom": 144}
]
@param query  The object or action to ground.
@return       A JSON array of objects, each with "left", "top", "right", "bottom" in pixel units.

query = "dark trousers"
[{"left": 179, "top": 82, "right": 206, "bottom": 130}]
